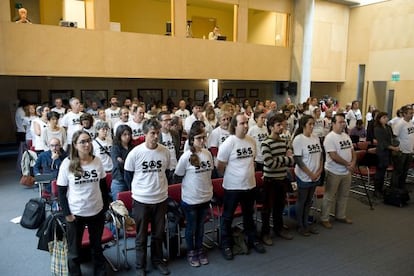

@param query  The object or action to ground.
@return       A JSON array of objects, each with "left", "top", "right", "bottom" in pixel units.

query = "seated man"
[{"left": 33, "top": 137, "right": 67, "bottom": 194}]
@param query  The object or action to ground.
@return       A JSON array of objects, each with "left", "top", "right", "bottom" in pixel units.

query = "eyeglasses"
[
  {"left": 49, "top": 144, "right": 61, "bottom": 147},
  {"left": 77, "top": 139, "right": 92, "bottom": 145},
  {"left": 194, "top": 135, "right": 207, "bottom": 140}
]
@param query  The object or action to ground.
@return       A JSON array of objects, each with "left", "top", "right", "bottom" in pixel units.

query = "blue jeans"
[
  {"left": 111, "top": 179, "right": 129, "bottom": 201},
  {"left": 296, "top": 178, "right": 317, "bottom": 229},
  {"left": 181, "top": 201, "right": 209, "bottom": 251}
]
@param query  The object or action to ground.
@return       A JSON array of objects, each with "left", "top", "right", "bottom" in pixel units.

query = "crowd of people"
[{"left": 14, "top": 93, "right": 414, "bottom": 275}]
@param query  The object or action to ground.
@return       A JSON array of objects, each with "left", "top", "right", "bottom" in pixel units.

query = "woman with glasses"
[
  {"left": 57, "top": 130, "right": 110, "bottom": 275},
  {"left": 174, "top": 123, "right": 213, "bottom": 267}
]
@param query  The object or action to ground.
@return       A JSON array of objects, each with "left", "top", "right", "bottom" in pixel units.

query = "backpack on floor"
[
  {"left": 21, "top": 198, "right": 46, "bottom": 229},
  {"left": 383, "top": 187, "right": 410, "bottom": 207}
]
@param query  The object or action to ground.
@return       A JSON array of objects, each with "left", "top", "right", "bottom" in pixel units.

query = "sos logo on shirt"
[
  {"left": 194, "top": 160, "right": 213, "bottom": 173},
  {"left": 236, "top": 147, "right": 254, "bottom": 159},
  {"left": 339, "top": 140, "right": 352, "bottom": 150},
  {"left": 74, "top": 169, "right": 99, "bottom": 184},
  {"left": 307, "top": 143, "right": 322, "bottom": 154},
  {"left": 72, "top": 118, "right": 80, "bottom": 125},
  {"left": 142, "top": 160, "right": 163, "bottom": 173}
]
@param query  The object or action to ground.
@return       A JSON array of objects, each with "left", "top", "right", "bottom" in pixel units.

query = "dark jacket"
[
  {"left": 33, "top": 149, "right": 67, "bottom": 179},
  {"left": 158, "top": 129, "right": 181, "bottom": 160}
]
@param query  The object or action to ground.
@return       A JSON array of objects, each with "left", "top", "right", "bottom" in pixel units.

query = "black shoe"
[
  {"left": 276, "top": 229, "right": 294, "bottom": 240},
  {"left": 137, "top": 268, "right": 147, "bottom": 276},
  {"left": 222, "top": 247, "right": 233, "bottom": 260},
  {"left": 250, "top": 241, "right": 266, "bottom": 254},
  {"left": 153, "top": 263, "right": 170, "bottom": 275}
]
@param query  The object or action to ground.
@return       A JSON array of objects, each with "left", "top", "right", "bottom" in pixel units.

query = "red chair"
[
  {"left": 210, "top": 178, "right": 243, "bottom": 245},
  {"left": 115, "top": 191, "right": 137, "bottom": 269},
  {"left": 350, "top": 150, "right": 375, "bottom": 210}
]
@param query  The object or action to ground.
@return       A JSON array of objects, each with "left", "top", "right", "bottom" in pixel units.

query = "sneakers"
[
  {"left": 197, "top": 248, "right": 209, "bottom": 265},
  {"left": 222, "top": 247, "right": 233, "bottom": 260},
  {"left": 276, "top": 229, "right": 294, "bottom": 240},
  {"left": 262, "top": 234, "right": 273, "bottom": 246},
  {"left": 250, "top": 241, "right": 266, "bottom": 254},
  {"left": 320, "top": 220, "right": 333, "bottom": 229},
  {"left": 336, "top": 217, "right": 353, "bottom": 224},
  {"left": 297, "top": 228, "right": 310, "bottom": 237},
  {"left": 187, "top": 250, "right": 200, "bottom": 267}
]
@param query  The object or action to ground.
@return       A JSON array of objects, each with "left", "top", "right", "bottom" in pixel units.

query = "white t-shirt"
[
  {"left": 127, "top": 120, "right": 145, "bottom": 140},
  {"left": 312, "top": 118, "right": 325, "bottom": 138},
  {"left": 57, "top": 157, "right": 106, "bottom": 216},
  {"left": 61, "top": 111, "right": 83, "bottom": 144},
  {"left": 324, "top": 131, "right": 353, "bottom": 175},
  {"left": 346, "top": 109, "right": 362, "bottom": 129},
  {"left": 175, "top": 149, "right": 213, "bottom": 205},
  {"left": 392, "top": 119, "right": 414, "bottom": 153},
  {"left": 15, "top": 107, "right": 25, "bottom": 132},
  {"left": 23, "top": 115, "right": 37, "bottom": 141},
  {"left": 113, "top": 120, "right": 129, "bottom": 136},
  {"left": 124, "top": 143, "right": 170, "bottom": 204},
  {"left": 208, "top": 127, "right": 230, "bottom": 148},
  {"left": 217, "top": 135, "right": 256, "bottom": 190},
  {"left": 93, "top": 138, "right": 113, "bottom": 172},
  {"left": 184, "top": 114, "right": 197, "bottom": 134},
  {"left": 51, "top": 107, "right": 66, "bottom": 119},
  {"left": 105, "top": 107, "right": 121, "bottom": 127},
  {"left": 31, "top": 118, "right": 48, "bottom": 151},
  {"left": 292, "top": 134, "right": 322, "bottom": 182},
  {"left": 247, "top": 125, "right": 268, "bottom": 163},
  {"left": 160, "top": 132, "right": 177, "bottom": 170},
  {"left": 175, "top": 109, "right": 190, "bottom": 124}
]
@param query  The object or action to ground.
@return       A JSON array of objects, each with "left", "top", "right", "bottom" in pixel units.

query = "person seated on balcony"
[
  {"left": 15, "top": 8, "right": 32, "bottom": 24},
  {"left": 33, "top": 137, "right": 67, "bottom": 193},
  {"left": 208, "top": 26, "right": 221, "bottom": 40}
]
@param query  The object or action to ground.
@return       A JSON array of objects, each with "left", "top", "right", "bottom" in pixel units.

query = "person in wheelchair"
[{"left": 33, "top": 137, "right": 67, "bottom": 195}]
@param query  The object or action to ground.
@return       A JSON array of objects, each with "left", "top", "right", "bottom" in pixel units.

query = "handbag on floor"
[{"left": 48, "top": 225, "right": 69, "bottom": 276}]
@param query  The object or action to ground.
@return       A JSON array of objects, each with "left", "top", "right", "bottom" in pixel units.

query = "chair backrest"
[
  {"left": 355, "top": 150, "right": 367, "bottom": 166},
  {"left": 51, "top": 180, "right": 58, "bottom": 198},
  {"left": 212, "top": 178, "right": 224, "bottom": 199},
  {"left": 356, "top": 141, "right": 369, "bottom": 151},
  {"left": 117, "top": 191, "right": 133, "bottom": 211},
  {"left": 255, "top": 171, "right": 263, "bottom": 188},
  {"left": 168, "top": 183, "right": 182, "bottom": 203},
  {"left": 105, "top": 172, "right": 112, "bottom": 190}
]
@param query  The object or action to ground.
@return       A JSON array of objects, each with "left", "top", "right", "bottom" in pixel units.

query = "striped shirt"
[{"left": 261, "top": 136, "right": 294, "bottom": 179}]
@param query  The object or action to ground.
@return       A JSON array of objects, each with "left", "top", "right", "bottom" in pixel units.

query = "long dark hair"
[
  {"left": 293, "top": 115, "right": 314, "bottom": 139},
  {"left": 69, "top": 130, "right": 93, "bottom": 177},
  {"left": 113, "top": 124, "right": 133, "bottom": 148},
  {"left": 188, "top": 122, "right": 205, "bottom": 167}
]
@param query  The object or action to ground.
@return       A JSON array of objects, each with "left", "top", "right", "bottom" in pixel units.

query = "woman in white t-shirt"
[
  {"left": 292, "top": 115, "right": 323, "bottom": 236},
  {"left": 57, "top": 130, "right": 109, "bottom": 275},
  {"left": 174, "top": 123, "right": 213, "bottom": 267}
]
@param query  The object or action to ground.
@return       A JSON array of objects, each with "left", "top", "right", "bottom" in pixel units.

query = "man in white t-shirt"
[
  {"left": 124, "top": 119, "right": 171, "bottom": 275},
  {"left": 51, "top": 98, "right": 66, "bottom": 120},
  {"left": 175, "top": 100, "right": 190, "bottom": 124},
  {"left": 60, "top": 97, "right": 83, "bottom": 150},
  {"left": 208, "top": 111, "right": 231, "bottom": 161},
  {"left": 247, "top": 110, "right": 268, "bottom": 171},
  {"left": 105, "top": 96, "right": 121, "bottom": 133},
  {"left": 217, "top": 113, "right": 265, "bottom": 261},
  {"left": 345, "top": 100, "right": 362, "bottom": 130},
  {"left": 127, "top": 105, "right": 146, "bottom": 146},
  {"left": 321, "top": 113, "right": 356, "bottom": 229},
  {"left": 184, "top": 104, "right": 202, "bottom": 134},
  {"left": 113, "top": 107, "right": 129, "bottom": 136},
  {"left": 158, "top": 111, "right": 181, "bottom": 184},
  {"left": 391, "top": 105, "right": 414, "bottom": 189}
]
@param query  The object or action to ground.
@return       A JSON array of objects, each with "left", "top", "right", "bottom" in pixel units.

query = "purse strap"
[{"left": 94, "top": 139, "right": 111, "bottom": 157}]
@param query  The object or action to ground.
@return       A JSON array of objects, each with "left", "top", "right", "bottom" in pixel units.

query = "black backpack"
[{"left": 21, "top": 198, "right": 46, "bottom": 229}]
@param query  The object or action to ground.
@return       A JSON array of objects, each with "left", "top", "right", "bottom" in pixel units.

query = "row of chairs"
[{"left": 112, "top": 170, "right": 326, "bottom": 270}]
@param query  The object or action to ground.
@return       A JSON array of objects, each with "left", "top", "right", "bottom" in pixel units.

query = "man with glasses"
[
  {"left": 158, "top": 111, "right": 181, "bottom": 184},
  {"left": 320, "top": 113, "right": 356, "bottom": 229},
  {"left": 33, "top": 137, "right": 67, "bottom": 194}
]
